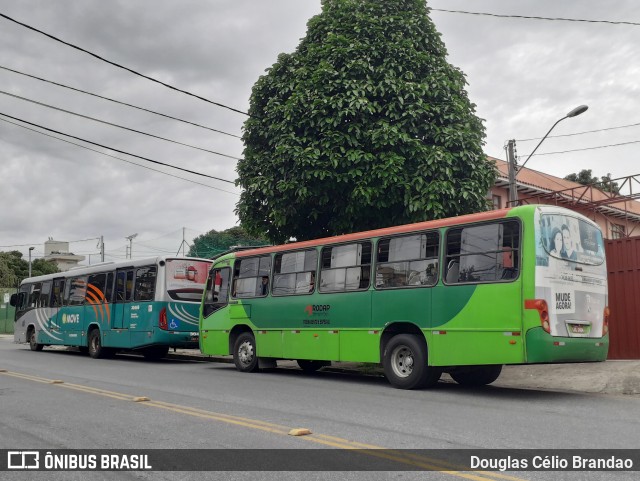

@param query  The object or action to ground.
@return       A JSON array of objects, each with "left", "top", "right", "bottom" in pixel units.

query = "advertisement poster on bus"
[
  {"left": 534, "top": 207, "right": 607, "bottom": 338},
  {"left": 165, "top": 260, "right": 210, "bottom": 290}
]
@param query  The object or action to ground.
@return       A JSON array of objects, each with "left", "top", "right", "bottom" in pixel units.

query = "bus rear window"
[
  {"left": 538, "top": 214, "right": 604, "bottom": 266},
  {"left": 165, "top": 259, "right": 212, "bottom": 301}
]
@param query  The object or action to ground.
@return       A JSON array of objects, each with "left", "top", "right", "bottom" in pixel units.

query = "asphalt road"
[{"left": 1, "top": 338, "right": 639, "bottom": 481}]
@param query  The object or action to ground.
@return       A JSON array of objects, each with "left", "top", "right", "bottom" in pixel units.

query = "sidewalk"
[{"left": 2, "top": 335, "right": 639, "bottom": 395}]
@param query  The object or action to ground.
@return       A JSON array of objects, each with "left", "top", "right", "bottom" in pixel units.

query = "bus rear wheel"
[
  {"left": 28, "top": 328, "right": 44, "bottom": 351},
  {"left": 233, "top": 332, "right": 259, "bottom": 373},
  {"left": 88, "top": 329, "right": 114, "bottom": 359},
  {"left": 450, "top": 365, "right": 503, "bottom": 386},
  {"left": 383, "top": 334, "right": 441, "bottom": 389}
]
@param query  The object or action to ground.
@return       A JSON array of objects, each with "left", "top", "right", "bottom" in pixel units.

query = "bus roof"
[
  {"left": 235, "top": 207, "right": 524, "bottom": 258},
  {"left": 18, "top": 255, "right": 212, "bottom": 285}
]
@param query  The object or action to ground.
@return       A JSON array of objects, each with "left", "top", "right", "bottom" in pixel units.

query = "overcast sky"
[{"left": 1, "top": 0, "right": 639, "bottom": 264}]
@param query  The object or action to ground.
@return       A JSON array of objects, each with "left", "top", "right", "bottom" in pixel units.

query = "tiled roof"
[{"left": 491, "top": 156, "right": 640, "bottom": 217}]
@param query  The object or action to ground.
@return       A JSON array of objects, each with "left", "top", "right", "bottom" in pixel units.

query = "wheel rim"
[
  {"left": 30, "top": 332, "right": 36, "bottom": 347},
  {"left": 237, "top": 340, "right": 254, "bottom": 367},
  {"left": 91, "top": 334, "right": 99, "bottom": 352},
  {"left": 390, "top": 345, "right": 414, "bottom": 378}
]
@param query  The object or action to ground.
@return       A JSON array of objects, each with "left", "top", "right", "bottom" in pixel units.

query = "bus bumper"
[
  {"left": 153, "top": 329, "right": 200, "bottom": 349},
  {"left": 525, "top": 327, "right": 609, "bottom": 363}
]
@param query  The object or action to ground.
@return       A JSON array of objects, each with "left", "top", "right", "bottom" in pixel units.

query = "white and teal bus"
[{"left": 11, "top": 256, "right": 212, "bottom": 360}]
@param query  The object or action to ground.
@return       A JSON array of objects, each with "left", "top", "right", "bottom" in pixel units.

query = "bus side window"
[
  {"left": 28, "top": 283, "right": 42, "bottom": 308},
  {"left": 68, "top": 277, "right": 88, "bottom": 306},
  {"left": 204, "top": 267, "right": 230, "bottom": 317},
  {"left": 115, "top": 270, "right": 134, "bottom": 302},
  {"left": 134, "top": 266, "right": 157, "bottom": 301},
  {"left": 375, "top": 232, "right": 439, "bottom": 288},
  {"left": 272, "top": 249, "right": 317, "bottom": 296},
  {"left": 116, "top": 271, "right": 127, "bottom": 302},
  {"left": 232, "top": 256, "right": 271, "bottom": 298},
  {"left": 51, "top": 279, "right": 65, "bottom": 307},
  {"left": 105, "top": 272, "right": 115, "bottom": 303},
  {"left": 320, "top": 242, "right": 371, "bottom": 293},
  {"left": 87, "top": 273, "right": 107, "bottom": 304}
]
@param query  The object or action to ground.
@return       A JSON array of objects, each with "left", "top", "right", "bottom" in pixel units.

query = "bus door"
[
  {"left": 200, "top": 266, "right": 231, "bottom": 354},
  {"left": 113, "top": 269, "right": 135, "bottom": 330},
  {"left": 49, "top": 278, "right": 65, "bottom": 335}
]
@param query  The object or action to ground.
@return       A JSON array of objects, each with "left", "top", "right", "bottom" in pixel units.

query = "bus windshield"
[
  {"left": 538, "top": 213, "right": 605, "bottom": 266},
  {"left": 165, "top": 259, "right": 211, "bottom": 301}
]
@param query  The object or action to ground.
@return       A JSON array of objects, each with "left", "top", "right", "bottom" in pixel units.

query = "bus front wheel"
[
  {"left": 28, "top": 328, "right": 44, "bottom": 352},
  {"left": 233, "top": 332, "right": 259, "bottom": 373},
  {"left": 383, "top": 334, "right": 440, "bottom": 389},
  {"left": 450, "top": 365, "right": 503, "bottom": 386}
]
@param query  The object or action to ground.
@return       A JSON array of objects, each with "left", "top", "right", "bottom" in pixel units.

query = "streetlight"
[
  {"left": 125, "top": 233, "right": 138, "bottom": 259},
  {"left": 28, "top": 247, "right": 34, "bottom": 277},
  {"left": 507, "top": 104, "right": 588, "bottom": 205}
]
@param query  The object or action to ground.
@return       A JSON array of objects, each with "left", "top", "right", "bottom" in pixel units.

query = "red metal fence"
[{"left": 605, "top": 237, "right": 640, "bottom": 359}]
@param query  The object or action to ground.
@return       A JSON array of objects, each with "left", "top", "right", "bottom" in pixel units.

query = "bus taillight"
[
  {"left": 159, "top": 307, "right": 168, "bottom": 331},
  {"left": 525, "top": 299, "right": 550, "bottom": 333},
  {"left": 603, "top": 306, "right": 610, "bottom": 336}
]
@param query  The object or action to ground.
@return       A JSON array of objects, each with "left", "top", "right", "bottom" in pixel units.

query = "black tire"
[
  {"left": 297, "top": 360, "right": 329, "bottom": 373},
  {"left": 143, "top": 345, "right": 170, "bottom": 361},
  {"left": 233, "top": 332, "right": 259, "bottom": 372},
  {"left": 88, "top": 328, "right": 114, "bottom": 359},
  {"left": 383, "top": 334, "right": 441, "bottom": 389},
  {"left": 450, "top": 365, "right": 503, "bottom": 386},
  {"left": 28, "top": 328, "right": 44, "bottom": 352}
]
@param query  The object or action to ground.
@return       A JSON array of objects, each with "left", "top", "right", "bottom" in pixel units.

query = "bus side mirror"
[{"left": 9, "top": 293, "right": 18, "bottom": 307}]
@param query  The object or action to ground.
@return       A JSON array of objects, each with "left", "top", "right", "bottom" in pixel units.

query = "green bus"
[
  {"left": 11, "top": 256, "right": 212, "bottom": 360},
  {"left": 199, "top": 205, "right": 609, "bottom": 389}
]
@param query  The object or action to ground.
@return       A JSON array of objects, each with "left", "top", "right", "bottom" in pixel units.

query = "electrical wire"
[
  {"left": 0, "top": 116, "right": 240, "bottom": 195},
  {"left": 430, "top": 8, "right": 640, "bottom": 26},
  {"left": 0, "top": 65, "right": 242, "bottom": 139},
  {"left": 522, "top": 139, "right": 640, "bottom": 157},
  {"left": 516, "top": 121, "right": 640, "bottom": 142},
  {"left": 0, "top": 237, "right": 99, "bottom": 248},
  {"left": 0, "top": 90, "right": 242, "bottom": 160},
  {"left": 0, "top": 111, "right": 236, "bottom": 185},
  {"left": 0, "top": 12, "right": 249, "bottom": 116}
]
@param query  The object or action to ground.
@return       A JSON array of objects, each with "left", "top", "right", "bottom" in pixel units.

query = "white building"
[{"left": 43, "top": 238, "right": 85, "bottom": 272}]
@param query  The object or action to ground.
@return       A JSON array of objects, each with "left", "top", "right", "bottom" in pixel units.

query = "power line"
[
  {"left": 0, "top": 237, "right": 99, "bottom": 248},
  {"left": 430, "top": 8, "right": 640, "bottom": 26},
  {"left": 0, "top": 12, "right": 249, "bottom": 116},
  {"left": 0, "top": 111, "right": 236, "bottom": 184},
  {"left": 522, "top": 139, "right": 640, "bottom": 158},
  {"left": 516, "top": 121, "right": 640, "bottom": 142},
  {"left": 0, "top": 116, "right": 240, "bottom": 195},
  {"left": 0, "top": 89, "right": 242, "bottom": 160},
  {"left": 0, "top": 65, "right": 241, "bottom": 139}
]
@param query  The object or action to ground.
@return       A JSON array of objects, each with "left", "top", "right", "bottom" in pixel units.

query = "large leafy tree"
[
  {"left": 237, "top": 0, "right": 494, "bottom": 243},
  {"left": 187, "top": 227, "right": 269, "bottom": 259},
  {"left": 0, "top": 251, "right": 59, "bottom": 286},
  {"left": 564, "top": 169, "right": 620, "bottom": 194}
]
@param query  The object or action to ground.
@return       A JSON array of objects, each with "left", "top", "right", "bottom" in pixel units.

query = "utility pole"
[
  {"left": 506, "top": 139, "right": 519, "bottom": 206},
  {"left": 125, "top": 233, "right": 138, "bottom": 259},
  {"left": 100, "top": 236, "right": 105, "bottom": 262}
]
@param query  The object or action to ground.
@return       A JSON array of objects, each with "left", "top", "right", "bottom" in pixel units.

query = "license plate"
[
  {"left": 567, "top": 322, "right": 590, "bottom": 336},
  {"left": 190, "top": 332, "right": 199, "bottom": 341}
]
